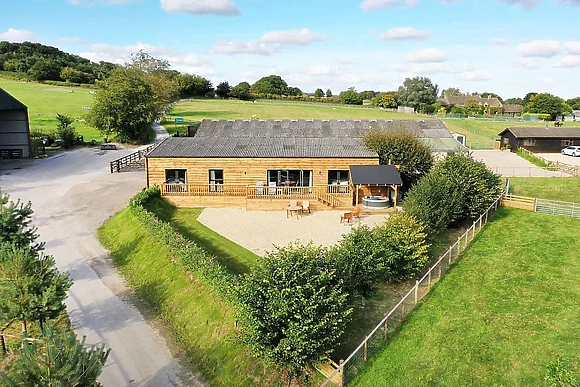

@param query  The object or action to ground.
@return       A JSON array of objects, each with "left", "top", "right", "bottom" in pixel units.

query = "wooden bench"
[{"left": 340, "top": 212, "right": 353, "bottom": 224}]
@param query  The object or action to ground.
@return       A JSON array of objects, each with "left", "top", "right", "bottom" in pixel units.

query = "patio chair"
[
  {"left": 351, "top": 206, "right": 361, "bottom": 220},
  {"left": 302, "top": 200, "right": 311, "bottom": 214},
  {"left": 340, "top": 212, "right": 353, "bottom": 224},
  {"left": 289, "top": 199, "right": 299, "bottom": 208}
]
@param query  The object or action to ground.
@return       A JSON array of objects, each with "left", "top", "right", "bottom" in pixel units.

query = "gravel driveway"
[
  {"left": 0, "top": 125, "right": 202, "bottom": 386},
  {"left": 471, "top": 150, "right": 569, "bottom": 177},
  {"left": 537, "top": 152, "right": 580, "bottom": 166}
]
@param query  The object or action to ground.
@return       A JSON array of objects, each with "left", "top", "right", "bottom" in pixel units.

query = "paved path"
[
  {"left": 537, "top": 152, "right": 580, "bottom": 166},
  {"left": 0, "top": 125, "right": 203, "bottom": 387},
  {"left": 471, "top": 150, "right": 569, "bottom": 177}
]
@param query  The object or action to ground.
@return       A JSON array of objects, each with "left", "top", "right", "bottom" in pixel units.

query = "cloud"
[
  {"left": 490, "top": 37, "right": 509, "bottom": 45},
  {"left": 79, "top": 42, "right": 215, "bottom": 75},
  {"left": 404, "top": 48, "right": 447, "bottom": 63},
  {"left": 211, "top": 40, "right": 276, "bottom": 55},
  {"left": 557, "top": 0, "right": 580, "bottom": 5},
  {"left": 211, "top": 28, "right": 323, "bottom": 55},
  {"left": 360, "top": 0, "right": 418, "bottom": 10},
  {"left": 392, "top": 62, "right": 460, "bottom": 74},
  {"left": 59, "top": 37, "right": 87, "bottom": 44},
  {"left": 160, "top": 0, "right": 240, "bottom": 16},
  {"left": 461, "top": 70, "right": 493, "bottom": 81},
  {"left": 380, "top": 27, "right": 431, "bottom": 40},
  {"left": 260, "top": 28, "right": 323, "bottom": 46},
  {"left": 495, "top": 0, "right": 540, "bottom": 8},
  {"left": 0, "top": 28, "right": 37, "bottom": 42},
  {"left": 517, "top": 40, "right": 560, "bottom": 57},
  {"left": 563, "top": 41, "right": 580, "bottom": 55},
  {"left": 541, "top": 76, "right": 553, "bottom": 84},
  {"left": 512, "top": 58, "right": 541, "bottom": 69},
  {"left": 556, "top": 56, "right": 580, "bottom": 68}
]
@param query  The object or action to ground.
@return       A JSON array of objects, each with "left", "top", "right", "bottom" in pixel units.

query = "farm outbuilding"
[
  {"left": 498, "top": 126, "right": 580, "bottom": 153},
  {"left": 0, "top": 87, "right": 31, "bottom": 159}
]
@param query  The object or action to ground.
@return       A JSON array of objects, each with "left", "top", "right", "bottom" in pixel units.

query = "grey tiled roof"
[
  {"left": 0, "top": 88, "right": 27, "bottom": 111},
  {"left": 149, "top": 119, "right": 459, "bottom": 158},
  {"left": 194, "top": 119, "right": 452, "bottom": 139},
  {"left": 499, "top": 127, "right": 580, "bottom": 139},
  {"left": 147, "top": 137, "right": 378, "bottom": 158}
]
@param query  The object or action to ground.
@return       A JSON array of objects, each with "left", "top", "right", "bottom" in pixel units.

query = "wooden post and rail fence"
[{"left": 109, "top": 143, "right": 159, "bottom": 173}]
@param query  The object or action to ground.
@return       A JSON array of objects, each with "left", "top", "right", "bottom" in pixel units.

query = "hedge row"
[{"left": 128, "top": 187, "right": 238, "bottom": 302}]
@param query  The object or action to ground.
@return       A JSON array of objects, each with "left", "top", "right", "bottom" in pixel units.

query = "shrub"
[
  {"left": 54, "top": 114, "right": 79, "bottom": 149},
  {"left": 237, "top": 242, "right": 351, "bottom": 381}
]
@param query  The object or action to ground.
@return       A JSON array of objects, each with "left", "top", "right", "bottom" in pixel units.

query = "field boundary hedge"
[{"left": 128, "top": 187, "right": 237, "bottom": 302}]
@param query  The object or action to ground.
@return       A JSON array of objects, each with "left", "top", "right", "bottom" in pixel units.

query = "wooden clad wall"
[
  {"left": 0, "top": 109, "right": 31, "bottom": 158},
  {"left": 147, "top": 157, "right": 379, "bottom": 187}
]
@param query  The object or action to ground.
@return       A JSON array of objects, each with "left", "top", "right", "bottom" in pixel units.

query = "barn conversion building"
[
  {"left": 498, "top": 126, "right": 580, "bottom": 153},
  {"left": 146, "top": 119, "right": 463, "bottom": 210},
  {"left": 0, "top": 87, "right": 31, "bottom": 159}
]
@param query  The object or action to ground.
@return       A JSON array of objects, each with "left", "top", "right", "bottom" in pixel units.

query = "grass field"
[
  {"left": 509, "top": 177, "right": 580, "bottom": 202},
  {"left": 143, "top": 197, "right": 259, "bottom": 274},
  {"left": 352, "top": 207, "right": 580, "bottom": 386},
  {"left": 98, "top": 208, "right": 285, "bottom": 387},
  {"left": 0, "top": 77, "right": 100, "bottom": 142}
]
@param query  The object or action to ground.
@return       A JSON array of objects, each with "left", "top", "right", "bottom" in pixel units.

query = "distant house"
[
  {"left": 502, "top": 104, "right": 523, "bottom": 116},
  {"left": 0, "top": 87, "right": 31, "bottom": 159},
  {"left": 146, "top": 119, "right": 463, "bottom": 210},
  {"left": 437, "top": 95, "right": 503, "bottom": 111},
  {"left": 498, "top": 126, "right": 580, "bottom": 152}
]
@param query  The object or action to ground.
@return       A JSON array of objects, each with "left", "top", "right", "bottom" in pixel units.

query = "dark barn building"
[
  {"left": 498, "top": 127, "right": 580, "bottom": 153},
  {"left": 0, "top": 87, "right": 31, "bottom": 159}
]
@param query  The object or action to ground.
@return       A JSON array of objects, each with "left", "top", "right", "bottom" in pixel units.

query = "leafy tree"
[
  {"left": 251, "top": 75, "right": 288, "bottom": 96},
  {"left": 360, "top": 90, "right": 378, "bottom": 100},
  {"left": 504, "top": 97, "right": 524, "bottom": 105},
  {"left": 435, "top": 153, "right": 502, "bottom": 220},
  {"left": 60, "top": 67, "right": 91, "bottom": 84},
  {"left": 55, "top": 113, "right": 79, "bottom": 149},
  {"left": 480, "top": 92, "right": 504, "bottom": 103},
  {"left": 338, "top": 87, "right": 363, "bottom": 105},
  {"left": 230, "top": 81, "right": 252, "bottom": 100},
  {"left": 238, "top": 243, "right": 351, "bottom": 381},
  {"left": 0, "top": 190, "right": 42, "bottom": 253},
  {"left": 0, "top": 322, "right": 109, "bottom": 386},
  {"left": 440, "top": 87, "right": 464, "bottom": 97},
  {"left": 126, "top": 50, "right": 170, "bottom": 74},
  {"left": 566, "top": 97, "right": 580, "bottom": 111},
  {"left": 0, "top": 245, "right": 72, "bottom": 332},
  {"left": 177, "top": 74, "right": 214, "bottom": 98},
  {"left": 450, "top": 105, "right": 465, "bottom": 115},
  {"left": 363, "top": 126, "right": 434, "bottom": 189},
  {"left": 464, "top": 98, "right": 483, "bottom": 116},
  {"left": 525, "top": 93, "right": 569, "bottom": 120},
  {"left": 402, "top": 171, "right": 464, "bottom": 235},
  {"left": 215, "top": 81, "right": 231, "bottom": 98},
  {"left": 523, "top": 92, "right": 538, "bottom": 106},
  {"left": 87, "top": 68, "right": 156, "bottom": 141},
  {"left": 287, "top": 86, "right": 303, "bottom": 97},
  {"left": 396, "top": 76, "right": 438, "bottom": 112},
  {"left": 314, "top": 88, "right": 324, "bottom": 98},
  {"left": 27, "top": 59, "right": 61, "bottom": 81},
  {"left": 372, "top": 92, "right": 398, "bottom": 108},
  {"left": 325, "top": 88, "right": 332, "bottom": 98},
  {"left": 372, "top": 214, "right": 430, "bottom": 282}
]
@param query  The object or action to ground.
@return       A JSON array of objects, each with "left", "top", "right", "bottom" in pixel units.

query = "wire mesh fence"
[{"left": 320, "top": 194, "right": 503, "bottom": 387}]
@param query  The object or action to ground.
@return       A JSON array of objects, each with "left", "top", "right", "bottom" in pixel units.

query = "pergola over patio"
[{"left": 349, "top": 165, "right": 403, "bottom": 208}]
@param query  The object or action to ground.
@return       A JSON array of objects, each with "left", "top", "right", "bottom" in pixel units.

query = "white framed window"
[
  {"left": 165, "top": 169, "right": 186, "bottom": 184},
  {"left": 522, "top": 139, "right": 536, "bottom": 146}
]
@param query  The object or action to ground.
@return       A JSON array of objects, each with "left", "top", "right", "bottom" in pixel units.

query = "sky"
[{"left": 1, "top": 0, "right": 580, "bottom": 99}]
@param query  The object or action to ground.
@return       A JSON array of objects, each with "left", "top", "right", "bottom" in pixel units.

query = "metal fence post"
[
  {"left": 364, "top": 337, "right": 368, "bottom": 361},
  {"left": 414, "top": 280, "right": 419, "bottom": 304}
]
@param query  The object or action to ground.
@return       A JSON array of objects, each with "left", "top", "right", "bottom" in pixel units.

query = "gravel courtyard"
[
  {"left": 471, "top": 150, "right": 568, "bottom": 177},
  {"left": 197, "top": 208, "right": 392, "bottom": 256}
]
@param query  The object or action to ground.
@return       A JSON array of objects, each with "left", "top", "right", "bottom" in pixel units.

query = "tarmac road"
[{"left": 0, "top": 126, "right": 203, "bottom": 386}]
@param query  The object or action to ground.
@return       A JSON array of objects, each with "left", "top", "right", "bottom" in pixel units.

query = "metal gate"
[{"left": 535, "top": 199, "right": 580, "bottom": 219}]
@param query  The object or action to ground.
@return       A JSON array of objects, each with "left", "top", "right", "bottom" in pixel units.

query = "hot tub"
[{"left": 362, "top": 196, "right": 389, "bottom": 209}]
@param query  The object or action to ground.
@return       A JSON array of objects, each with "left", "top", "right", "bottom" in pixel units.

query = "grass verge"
[
  {"left": 509, "top": 177, "right": 580, "bottom": 203},
  {"left": 351, "top": 208, "right": 580, "bottom": 386},
  {"left": 517, "top": 148, "right": 554, "bottom": 168},
  {"left": 98, "top": 208, "right": 283, "bottom": 386},
  {"left": 142, "top": 197, "right": 259, "bottom": 274}
]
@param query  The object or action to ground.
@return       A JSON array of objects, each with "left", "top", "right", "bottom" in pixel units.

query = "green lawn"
[
  {"left": 0, "top": 77, "right": 101, "bottom": 142},
  {"left": 162, "top": 99, "right": 419, "bottom": 135},
  {"left": 352, "top": 208, "right": 580, "bottom": 386},
  {"left": 98, "top": 208, "right": 284, "bottom": 386},
  {"left": 509, "top": 177, "right": 580, "bottom": 203},
  {"left": 142, "top": 197, "right": 259, "bottom": 274}
]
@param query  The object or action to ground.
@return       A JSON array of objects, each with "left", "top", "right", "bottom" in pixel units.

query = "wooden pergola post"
[
  {"left": 393, "top": 184, "right": 398, "bottom": 209},
  {"left": 355, "top": 184, "right": 359, "bottom": 206}
]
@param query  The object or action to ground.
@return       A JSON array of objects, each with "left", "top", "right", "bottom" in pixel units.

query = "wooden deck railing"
[
  {"left": 161, "top": 184, "right": 351, "bottom": 207},
  {"left": 110, "top": 143, "right": 158, "bottom": 173}
]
